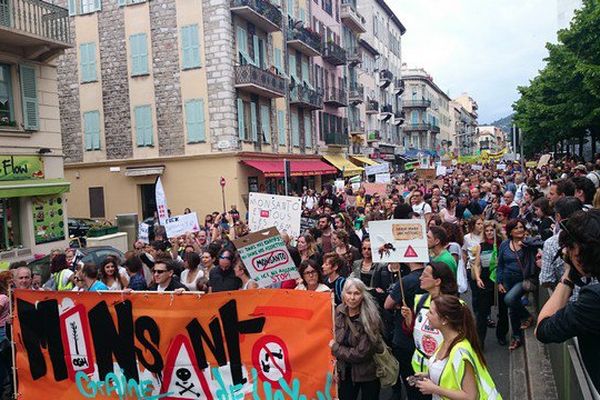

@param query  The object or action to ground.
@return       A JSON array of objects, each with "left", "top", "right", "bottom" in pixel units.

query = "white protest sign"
[
  {"left": 496, "top": 163, "right": 507, "bottom": 171},
  {"left": 233, "top": 227, "right": 300, "bottom": 287},
  {"left": 155, "top": 177, "right": 169, "bottom": 225},
  {"left": 369, "top": 219, "right": 429, "bottom": 263},
  {"left": 351, "top": 182, "right": 361, "bottom": 191},
  {"left": 164, "top": 212, "right": 200, "bottom": 238},
  {"left": 248, "top": 193, "right": 302, "bottom": 238},
  {"left": 334, "top": 179, "right": 345, "bottom": 192},
  {"left": 138, "top": 223, "right": 149, "bottom": 243},
  {"left": 436, "top": 165, "right": 447, "bottom": 176},
  {"left": 375, "top": 173, "right": 391, "bottom": 183},
  {"left": 472, "top": 165, "right": 483, "bottom": 171},
  {"left": 365, "top": 163, "right": 389, "bottom": 176}
]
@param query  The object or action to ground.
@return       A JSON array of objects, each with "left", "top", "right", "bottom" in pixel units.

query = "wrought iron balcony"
[
  {"left": 402, "top": 99, "right": 431, "bottom": 108},
  {"left": 340, "top": 1, "right": 366, "bottom": 33},
  {"left": 366, "top": 130, "right": 381, "bottom": 142},
  {"left": 287, "top": 20, "right": 321, "bottom": 57},
  {"left": 392, "top": 111, "right": 405, "bottom": 126},
  {"left": 366, "top": 99, "right": 379, "bottom": 114},
  {"left": 393, "top": 79, "right": 405, "bottom": 95},
  {"left": 348, "top": 83, "right": 364, "bottom": 104},
  {"left": 322, "top": 40, "right": 347, "bottom": 66},
  {"left": 289, "top": 84, "right": 323, "bottom": 110},
  {"left": 348, "top": 119, "right": 365, "bottom": 134},
  {"left": 403, "top": 123, "right": 432, "bottom": 132},
  {"left": 234, "top": 64, "right": 287, "bottom": 98},
  {"left": 378, "top": 69, "right": 393, "bottom": 88},
  {"left": 346, "top": 46, "right": 362, "bottom": 66},
  {"left": 231, "top": 0, "right": 282, "bottom": 33},
  {"left": 325, "top": 131, "right": 350, "bottom": 146},
  {"left": 323, "top": 87, "right": 347, "bottom": 107},
  {"left": 0, "top": 0, "right": 71, "bottom": 60},
  {"left": 380, "top": 104, "right": 393, "bottom": 114},
  {"left": 431, "top": 124, "right": 440, "bottom": 133}
]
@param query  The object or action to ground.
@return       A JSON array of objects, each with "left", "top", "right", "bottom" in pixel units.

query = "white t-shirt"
[
  {"left": 462, "top": 233, "right": 482, "bottom": 269},
  {"left": 413, "top": 201, "right": 432, "bottom": 217},
  {"left": 180, "top": 268, "right": 205, "bottom": 291},
  {"left": 428, "top": 355, "right": 449, "bottom": 400}
]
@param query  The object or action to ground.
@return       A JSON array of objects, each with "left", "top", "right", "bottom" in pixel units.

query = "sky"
[{"left": 389, "top": 0, "right": 564, "bottom": 123}]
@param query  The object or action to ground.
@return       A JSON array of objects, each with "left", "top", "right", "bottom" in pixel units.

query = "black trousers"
[
  {"left": 496, "top": 290, "right": 509, "bottom": 342},
  {"left": 338, "top": 377, "right": 381, "bottom": 400},
  {"left": 473, "top": 269, "right": 494, "bottom": 347},
  {"left": 391, "top": 346, "right": 431, "bottom": 400}
]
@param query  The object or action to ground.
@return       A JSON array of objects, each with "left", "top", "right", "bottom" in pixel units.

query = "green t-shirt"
[{"left": 432, "top": 250, "right": 458, "bottom": 276}]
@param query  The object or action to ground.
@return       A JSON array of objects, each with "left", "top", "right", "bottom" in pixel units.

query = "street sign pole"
[{"left": 220, "top": 177, "right": 226, "bottom": 213}]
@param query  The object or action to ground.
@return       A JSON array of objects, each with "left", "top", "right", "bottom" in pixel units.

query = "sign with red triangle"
[{"left": 404, "top": 245, "right": 418, "bottom": 258}]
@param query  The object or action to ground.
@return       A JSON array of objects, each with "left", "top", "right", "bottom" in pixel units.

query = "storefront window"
[
  {"left": 32, "top": 196, "right": 65, "bottom": 245},
  {"left": 0, "top": 198, "right": 21, "bottom": 251}
]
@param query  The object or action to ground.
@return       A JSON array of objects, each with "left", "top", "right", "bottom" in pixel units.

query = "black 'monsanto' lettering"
[{"left": 135, "top": 316, "right": 163, "bottom": 374}]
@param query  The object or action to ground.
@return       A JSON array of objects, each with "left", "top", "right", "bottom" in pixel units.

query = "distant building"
[
  {"left": 477, "top": 125, "right": 507, "bottom": 153},
  {"left": 451, "top": 93, "right": 479, "bottom": 156}
]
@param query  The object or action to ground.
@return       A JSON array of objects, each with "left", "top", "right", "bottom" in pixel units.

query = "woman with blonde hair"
[
  {"left": 296, "top": 233, "right": 322, "bottom": 265},
  {"left": 331, "top": 278, "right": 384, "bottom": 400}
]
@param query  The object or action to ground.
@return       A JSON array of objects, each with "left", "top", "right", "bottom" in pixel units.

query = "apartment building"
[
  {"left": 400, "top": 66, "right": 453, "bottom": 157},
  {"left": 57, "top": 0, "right": 371, "bottom": 221},
  {"left": 477, "top": 125, "right": 507, "bottom": 152},
  {"left": 0, "top": 0, "right": 71, "bottom": 263},
  {"left": 451, "top": 94, "right": 479, "bottom": 156},
  {"left": 356, "top": 0, "right": 405, "bottom": 163}
]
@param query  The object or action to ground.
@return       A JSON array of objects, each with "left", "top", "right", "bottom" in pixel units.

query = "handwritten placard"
[
  {"left": 164, "top": 212, "right": 200, "bottom": 238},
  {"left": 138, "top": 222, "right": 150, "bottom": 243},
  {"left": 248, "top": 193, "right": 302, "bottom": 238}
]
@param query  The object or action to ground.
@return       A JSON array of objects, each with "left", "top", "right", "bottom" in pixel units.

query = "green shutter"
[
  {"left": 301, "top": 58, "right": 309, "bottom": 84},
  {"left": 94, "top": 0, "right": 101, "bottom": 11},
  {"left": 291, "top": 112, "right": 299, "bottom": 146},
  {"left": 274, "top": 48, "right": 282, "bottom": 74},
  {"left": 68, "top": 0, "right": 77, "bottom": 15},
  {"left": 304, "top": 115, "right": 312, "bottom": 148},
  {"left": 19, "top": 65, "right": 38, "bottom": 131},
  {"left": 135, "top": 105, "right": 153, "bottom": 146},
  {"left": 237, "top": 98, "right": 245, "bottom": 139},
  {"left": 130, "top": 34, "right": 148, "bottom": 76},
  {"left": 181, "top": 25, "right": 201, "bottom": 69},
  {"left": 237, "top": 26, "right": 250, "bottom": 65},
  {"left": 84, "top": 111, "right": 101, "bottom": 150},
  {"left": 250, "top": 102, "right": 258, "bottom": 142},
  {"left": 287, "top": 0, "right": 294, "bottom": 18},
  {"left": 252, "top": 35, "right": 260, "bottom": 67},
  {"left": 185, "top": 99, "right": 205, "bottom": 143},
  {"left": 277, "top": 110, "right": 285, "bottom": 145},
  {"left": 288, "top": 54, "right": 296, "bottom": 79},
  {"left": 260, "top": 104, "right": 270, "bottom": 143},
  {"left": 80, "top": 43, "right": 96, "bottom": 82}
]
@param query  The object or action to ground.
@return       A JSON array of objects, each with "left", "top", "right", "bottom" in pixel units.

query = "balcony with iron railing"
[
  {"left": 366, "top": 99, "right": 379, "bottom": 114},
  {"left": 378, "top": 69, "right": 393, "bottom": 88},
  {"left": 234, "top": 63, "right": 287, "bottom": 98},
  {"left": 323, "top": 87, "right": 347, "bottom": 107},
  {"left": 348, "top": 83, "right": 364, "bottom": 104},
  {"left": 393, "top": 79, "right": 405, "bottom": 95},
  {"left": 403, "top": 122, "right": 432, "bottom": 132},
  {"left": 348, "top": 119, "right": 365, "bottom": 134},
  {"left": 366, "top": 130, "right": 381, "bottom": 142},
  {"left": 325, "top": 130, "right": 350, "bottom": 146},
  {"left": 289, "top": 84, "right": 323, "bottom": 110},
  {"left": 287, "top": 20, "right": 321, "bottom": 57},
  {"left": 380, "top": 104, "right": 393, "bottom": 114},
  {"left": 0, "top": 0, "right": 71, "bottom": 60},
  {"left": 346, "top": 46, "right": 362, "bottom": 66},
  {"left": 340, "top": 0, "right": 366, "bottom": 33},
  {"left": 392, "top": 111, "right": 405, "bottom": 126},
  {"left": 402, "top": 99, "right": 431, "bottom": 108},
  {"left": 322, "top": 40, "right": 346, "bottom": 66},
  {"left": 231, "top": 0, "right": 282, "bottom": 33}
]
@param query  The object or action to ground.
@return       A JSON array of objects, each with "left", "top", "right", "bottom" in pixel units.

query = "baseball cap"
[{"left": 575, "top": 164, "right": 587, "bottom": 172}]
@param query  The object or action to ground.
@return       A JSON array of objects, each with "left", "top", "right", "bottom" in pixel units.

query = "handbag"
[
  {"left": 456, "top": 256, "right": 468, "bottom": 294},
  {"left": 345, "top": 315, "right": 399, "bottom": 387},
  {"left": 513, "top": 243, "right": 537, "bottom": 293}
]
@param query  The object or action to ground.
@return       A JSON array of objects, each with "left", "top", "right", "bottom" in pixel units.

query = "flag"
[{"left": 155, "top": 177, "right": 169, "bottom": 225}]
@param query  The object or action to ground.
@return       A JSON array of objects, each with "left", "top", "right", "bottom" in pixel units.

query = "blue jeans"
[{"left": 503, "top": 273, "right": 531, "bottom": 340}]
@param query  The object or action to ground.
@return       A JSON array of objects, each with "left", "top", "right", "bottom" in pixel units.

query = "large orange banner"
[{"left": 12, "top": 289, "right": 335, "bottom": 399}]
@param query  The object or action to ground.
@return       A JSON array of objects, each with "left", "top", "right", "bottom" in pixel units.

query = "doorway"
[{"left": 140, "top": 183, "right": 156, "bottom": 220}]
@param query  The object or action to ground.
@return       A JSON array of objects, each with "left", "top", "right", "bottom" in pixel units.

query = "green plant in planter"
[{"left": 87, "top": 220, "right": 116, "bottom": 237}]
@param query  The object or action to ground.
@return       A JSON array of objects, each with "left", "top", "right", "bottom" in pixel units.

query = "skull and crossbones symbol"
[{"left": 175, "top": 368, "right": 201, "bottom": 397}]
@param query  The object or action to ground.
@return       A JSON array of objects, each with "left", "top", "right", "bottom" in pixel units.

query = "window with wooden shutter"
[
  {"left": 185, "top": 99, "right": 206, "bottom": 143},
  {"left": 274, "top": 48, "right": 282, "bottom": 75},
  {"left": 260, "top": 104, "right": 270, "bottom": 144},
  {"left": 19, "top": 65, "right": 38, "bottom": 131},
  {"left": 250, "top": 102, "right": 258, "bottom": 142},
  {"left": 237, "top": 98, "right": 245, "bottom": 139},
  {"left": 181, "top": 24, "right": 201, "bottom": 69},
  {"left": 236, "top": 26, "right": 252, "bottom": 65},
  {"left": 80, "top": 42, "right": 97, "bottom": 82},
  {"left": 83, "top": 111, "right": 101, "bottom": 150},
  {"left": 130, "top": 33, "right": 149, "bottom": 76},
  {"left": 135, "top": 105, "right": 153, "bottom": 147},
  {"left": 277, "top": 110, "right": 286, "bottom": 146},
  {"left": 304, "top": 115, "right": 312, "bottom": 148},
  {"left": 291, "top": 112, "right": 300, "bottom": 147}
]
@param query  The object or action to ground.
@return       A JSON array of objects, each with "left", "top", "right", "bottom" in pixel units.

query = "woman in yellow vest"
[{"left": 412, "top": 295, "right": 501, "bottom": 399}]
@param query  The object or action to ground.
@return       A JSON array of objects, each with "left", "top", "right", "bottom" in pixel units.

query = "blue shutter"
[
  {"left": 252, "top": 35, "right": 260, "bottom": 67},
  {"left": 94, "top": 0, "right": 101, "bottom": 11},
  {"left": 237, "top": 27, "right": 250, "bottom": 64},
  {"left": 287, "top": 0, "right": 294, "bottom": 18},
  {"left": 301, "top": 58, "right": 309, "bottom": 84},
  {"left": 411, "top": 111, "right": 418, "bottom": 124},
  {"left": 291, "top": 112, "right": 299, "bottom": 146},
  {"left": 185, "top": 99, "right": 205, "bottom": 143},
  {"left": 68, "top": 0, "right": 77, "bottom": 15},
  {"left": 80, "top": 43, "right": 96, "bottom": 82},
  {"left": 84, "top": 111, "right": 101, "bottom": 150},
  {"left": 118, "top": 0, "right": 125, "bottom": 5},
  {"left": 274, "top": 48, "right": 282, "bottom": 74},
  {"left": 250, "top": 102, "right": 258, "bottom": 142},
  {"left": 277, "top": 110, "right": 285, "bottom": 145},
  {"left": 299, "top": 8, "right": 305, "bottom": 23},
  {"left": 288, "top": 54, "right": 296, "bottom": 79},
  {"left": 237, "top": 98, "right": 245, "bottom": 139},
  {"left": 19, "top": 65, "right": 39, "bottom": 131},
  {"left": 135, "top": 105, "right": 153, "bottom": 146},
  {"left": 181, "top": 25, "right": 201, "bottom": 69},
  {"left": 130, "top": 34, "right": 148, "bottom": 76},
  {"left": 260, "top": 105, "right": 270, "bottom": 143},
  {"left": 304, "top": 115, "right": 312, "bottom": 148}
]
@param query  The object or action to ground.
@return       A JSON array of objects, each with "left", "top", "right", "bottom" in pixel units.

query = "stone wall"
[
  {"left": 149, "top": 0, "right": 185, "bottom": 156},
  {"left": 97, "top": 0, "right": 133, "bottom": 160},
  {"left": 202, "top": 0, "right": 238, "bottom": 152},
  {"left": 55, "top": 0, "right": 82, "bottom": 163}
]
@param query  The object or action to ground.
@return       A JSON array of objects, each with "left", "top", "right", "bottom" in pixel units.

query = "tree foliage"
[{"left": 512, "top": 0, "right": 600, "bottom": 157}]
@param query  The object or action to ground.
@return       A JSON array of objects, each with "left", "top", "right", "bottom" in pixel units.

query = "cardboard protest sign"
[
  {"left": 416, "top": 169, "right": 436, "bottom": 180},
  {"left": 138, "top": 222, "right": 149, "bottom": 243},
  {"left": 363, "top": 182, "right": 387, "bottom": 196},
  {"left": 369, "top": 219, "right": 429, "bottom": 263},
  {"left": 233, "top": 227, "right": 300, "bottom": 287},
  {"left": 375, "top": 173, "right": 391, "bottom": 183},
  {"left": 164, "top": 212, "right": 200, "bottom": 238},
  {"left": 365, "top": 162, "right": 389, "bottom": 176},
  {"left": 13, "top": 289, "right": 335, "bottom": 400},
  {"left": 248, "top": 193, "right": 302, "bottom": 238}
]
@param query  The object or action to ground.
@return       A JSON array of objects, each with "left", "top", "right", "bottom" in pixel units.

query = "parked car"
[
  {"left": 67, "top": 218, "right": 96, "bottom": 238},
  {"left": 27, "top": 246, "right": 125, "bottom": 284}
]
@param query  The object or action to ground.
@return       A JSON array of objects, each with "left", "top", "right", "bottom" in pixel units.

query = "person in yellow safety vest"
[
  {"left": 411, "top": 295, "right": 501, "bottom": 400},
  {"left": 50, "top": 253, "right": 75, "bottom": 291},
  {"left": 400, "top": 262, "right": 459, "bottom": 375}
]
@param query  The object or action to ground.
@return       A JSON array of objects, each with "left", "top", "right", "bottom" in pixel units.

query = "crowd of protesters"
[{"left": 2, "top": 154, "right": 600, "bottom": 399}]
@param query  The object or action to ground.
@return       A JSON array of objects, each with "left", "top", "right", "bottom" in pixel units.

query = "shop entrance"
[
  {"left": 0, "top": 198, "right": 21, "bottom": 251},
  {"left": 140, "top": 184, "right": 157, "bottom": 220}
]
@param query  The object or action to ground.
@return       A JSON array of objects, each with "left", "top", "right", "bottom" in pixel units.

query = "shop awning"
[
  {"left": 350, "top": 155, "right": 379, "bottom": 166},
  {"left": 322, "top": 155, "right": 364, "bottom": 177},
  {"left": 0, "top": 178, "right": 70, "bottom": 198},
  {"left": 242, "top": 159, "right": 337, "bottom": 177}
]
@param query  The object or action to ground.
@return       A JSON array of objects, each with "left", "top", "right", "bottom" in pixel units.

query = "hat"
[
  {"left": 575, "top": 164, "right": 587, "bottom": 172},
  {"left": 497, "top": 205, "right": 511, "bottom": 216}
]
